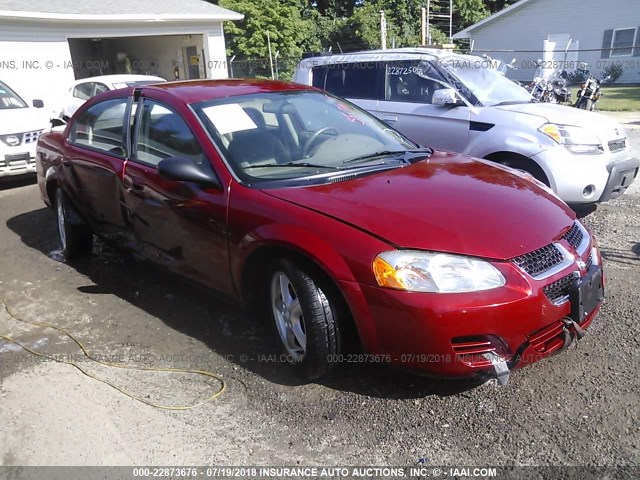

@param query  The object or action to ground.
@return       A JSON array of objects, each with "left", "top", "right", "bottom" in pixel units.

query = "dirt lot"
[{"left": 0, "top": 122, "right": 638, "bottom": 469}]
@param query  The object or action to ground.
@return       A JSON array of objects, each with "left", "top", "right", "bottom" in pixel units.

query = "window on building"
[{"left": 611, "top": 28, "right": 636, "bottom": 56}]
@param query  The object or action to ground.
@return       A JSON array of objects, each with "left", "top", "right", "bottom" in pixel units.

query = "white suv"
[
  {"left": 0, "top": 80, "right": 47, "bottom": 178},
  {"left": 294, "top": 48, "right": 639, "bottom": 204}
]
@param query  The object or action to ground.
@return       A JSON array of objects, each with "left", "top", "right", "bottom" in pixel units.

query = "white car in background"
[
  {"left": 0, "top": 80, "right": 47, "bottom": 178},
  {"left": 294, "top": 48, "right": 639, "bottom": 205},
  {"left": 60, "top": 74, "right": 166, "bottom": 120}
]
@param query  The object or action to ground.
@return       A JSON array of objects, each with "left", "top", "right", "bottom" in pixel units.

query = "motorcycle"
[
  {"left": 575, "top": 65, "right": 611, "bottom": 111},
  {"left": 549, "top": 71, "right": 571, "bottom": 104},
  {"left": 527, "top": 60, "right": 571, "bottom": 104}
]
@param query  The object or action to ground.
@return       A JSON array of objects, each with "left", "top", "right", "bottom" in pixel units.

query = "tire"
[
  {"left": 576, "top": 97, "right": 592, "bottom": 110},
  {"left": 56, "top": 188, "right": 93, "bottom": 260},
  {"left": 267, "top": 258, "right": 341, "bottom": 379}
]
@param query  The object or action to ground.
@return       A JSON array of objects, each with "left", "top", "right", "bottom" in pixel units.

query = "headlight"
[
  {"left": 373, "top": 251, "right": 506, "bottom": 293},
  {"left": 539, "top": 123, "right": 603, "bottom": 154}
]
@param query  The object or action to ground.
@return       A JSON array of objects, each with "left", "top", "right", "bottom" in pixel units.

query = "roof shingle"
[{"left": 0, "top": 0, "right": 242, "bottom": 19}]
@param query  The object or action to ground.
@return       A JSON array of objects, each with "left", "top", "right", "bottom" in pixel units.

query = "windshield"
[
  {"left": 440, "top": 58, "right": 532, "bottom": 107},
  {"left": 193, "top": 91, "right": 418, "bottom": 184},
  {"left": 0, "top": 81, "right": 28, "bottom": 109}
]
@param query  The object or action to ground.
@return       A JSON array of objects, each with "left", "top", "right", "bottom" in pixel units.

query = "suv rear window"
[{"left": 312, "top": 62, "right": 382, "bottom": 100}]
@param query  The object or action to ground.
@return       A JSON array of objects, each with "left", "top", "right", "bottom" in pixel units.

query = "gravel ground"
[{"left": 0, "top": 124, "right": 638, "bottom": 470}]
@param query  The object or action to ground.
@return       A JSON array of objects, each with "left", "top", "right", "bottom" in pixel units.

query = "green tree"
[
  {"left": 218, "top": 0, "right": 313, "bottom": 78},
  {"left": 485, "top": 0, "right": 519, "bottom": 14},
  {"left": 454, "top": 0, "right": 489, "bottom": 29},
  {"left": 213, "top": 0, "right": 519, "bottom": 76}
]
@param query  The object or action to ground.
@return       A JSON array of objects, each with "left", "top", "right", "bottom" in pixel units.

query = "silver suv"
[{"left": 294, "top": 48, "right": 639, "bottom": 205}]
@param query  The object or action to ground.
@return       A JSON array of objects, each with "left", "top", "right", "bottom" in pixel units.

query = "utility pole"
[
  {"left": 421, "top": 7, "right": 427, "bottom": 45},
  {"left": 228, "top": 54, "right": 236, "bottom": 78},
  {"left": 266, "top": 31, "right": 274, "bottom": 79},
  {"left": 426, "top": 1, "right": 431, "bottom": 45},
  {"left": 449, "top": 0, "right": 453, "bottom": 40},
  {"left": 380, "top": 11, "right": 387, "bottom": 50}
]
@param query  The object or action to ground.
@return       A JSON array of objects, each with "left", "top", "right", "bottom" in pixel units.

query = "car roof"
[
  {"left": 73, "top": 74, "right": 166, "bottom": 85},
  {"left": 139, "top": 78, "right": 316, "bottom": 105},
  {"left": 304, "top": 47, "right": 478, "bottom": 64}
]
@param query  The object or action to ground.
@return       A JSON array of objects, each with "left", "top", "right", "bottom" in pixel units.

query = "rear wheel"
[
  {"left": 268, "top": 258, "right": 341, "bottom": 379},
  {"left": 56, "top": 188, "right": 93, "bottom": 260}
]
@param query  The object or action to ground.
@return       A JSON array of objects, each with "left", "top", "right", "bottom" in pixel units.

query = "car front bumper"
[
  {"left": 597, "top": 157, "right": 640, "bottom": 202},
  {"left": 340, "top": 247, "right": 603, "bottom": 380},
  {"left": 532, "top": 145, "right": 639, "bottom": 204}
]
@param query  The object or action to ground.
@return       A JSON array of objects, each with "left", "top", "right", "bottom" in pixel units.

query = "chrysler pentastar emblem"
[{"left": 6, "top": 135, "right": 20, "bottom": 146}]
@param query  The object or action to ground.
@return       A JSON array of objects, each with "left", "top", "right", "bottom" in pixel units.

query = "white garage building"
[{"left": 0, "top": 0, "right": 242, "bottom": 111}]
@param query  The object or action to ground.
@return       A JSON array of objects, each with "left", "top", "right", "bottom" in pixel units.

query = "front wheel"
[
  {"left": 268, "top": 259, "right": 341, "bottom": 379},
  {"left": 56, "top": 188, "right": 93, "bottom": 260},
  {"left": 575, "top": 97, "right": 592, "bottom": 110}
]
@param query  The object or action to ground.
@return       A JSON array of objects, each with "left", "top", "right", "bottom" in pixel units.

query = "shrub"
[
  {"left": 604, "top": 64, "right": 624, "bottom": 83},
  {"left": 566, "top": 69, "right": 587, "bottom": 85}
]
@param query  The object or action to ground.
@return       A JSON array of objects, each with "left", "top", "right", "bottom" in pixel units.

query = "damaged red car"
[{"left": 36, "top": 79, "right": 604, "bottom": 384}]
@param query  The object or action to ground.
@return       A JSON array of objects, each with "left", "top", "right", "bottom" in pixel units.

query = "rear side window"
[
  {"left": 68, "top": 98, "right": 128, "bottom": 156},
  {"left": 312, "top": 62, "right": 382, "bottom": 100},
  {"left": 134, "top": 99, "right": 205, "bottom": 167}
]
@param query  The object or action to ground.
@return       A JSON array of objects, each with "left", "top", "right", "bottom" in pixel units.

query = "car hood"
[
  {"left": 495, "top": 103, "right": 624, "bottom": 141},
  {"left": 0, "top": 107, "right": 47, "bottom": 135},
  {"left": 264, "top": 151, "right": 575, "bottom": 260}
]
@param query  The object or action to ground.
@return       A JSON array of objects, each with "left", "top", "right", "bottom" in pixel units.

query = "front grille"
[
  {"left": 562, "top": 222, "right": 584, "bottom": 251},
  {"left": 608, "top": 139, "right": 626, "bottom": 153},
  {"left": 512, "top": 244, "right": 564, "bottom": 277},
  {"left": 543, "top": 272, "right": 577, "bottom": 304},
  {"left": 23, "top": 130, "right": 42, "bottom": 144}
]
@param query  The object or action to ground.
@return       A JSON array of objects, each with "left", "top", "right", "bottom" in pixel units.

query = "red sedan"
[{"left": 36, "top": 80, "right": 604, "bottom": 384}]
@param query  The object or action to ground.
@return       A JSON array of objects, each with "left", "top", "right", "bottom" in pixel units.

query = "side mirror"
[
  {"left": 50, "top": 117, "right": 67, "bottom": 128},
  {"left": 157, "top": 156, "right": 221, "bottom": 189},
  {"left": 431, "top": 88, "right": 459, "bottom": 106},
  {"left": 32, "top": 99, "right": 44, "bottom": 108}
]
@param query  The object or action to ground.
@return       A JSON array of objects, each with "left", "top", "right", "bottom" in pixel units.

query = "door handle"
[{"left": 382, "top": 115, "right": 398, "bottom": 123}]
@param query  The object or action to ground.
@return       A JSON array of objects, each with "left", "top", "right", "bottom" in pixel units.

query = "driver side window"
[{"left": 386, "top": 61, "right": 442, "bottom": 104}]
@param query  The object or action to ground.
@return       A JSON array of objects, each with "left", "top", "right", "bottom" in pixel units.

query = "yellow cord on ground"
[{"left": 0, "top": 295, "right": 225, "bottom": 410}]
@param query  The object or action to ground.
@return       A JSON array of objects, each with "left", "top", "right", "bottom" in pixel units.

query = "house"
[
  {"left": 453, "top": 0, "right": 640, "bottom": 84},
  {"left": 0, "top": 0, "right": 242, "bottom": 109}
]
